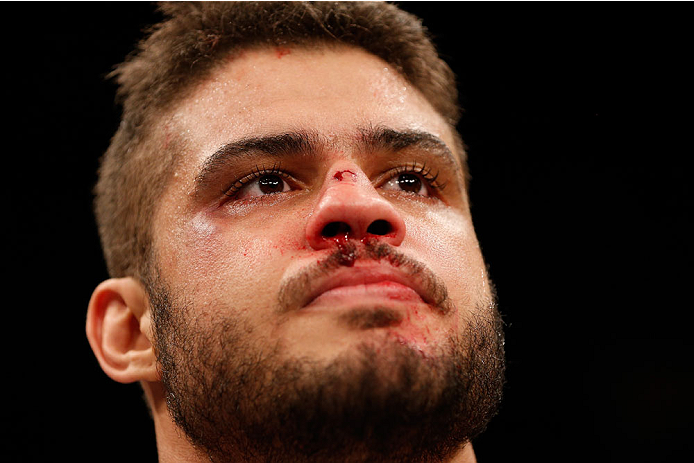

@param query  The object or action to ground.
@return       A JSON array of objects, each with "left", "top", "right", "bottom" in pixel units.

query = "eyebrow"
[
  {"left": 193, "top": 126, "right": 460, "bottom": 197},
  {"left": 194, "top": 131, "right": 319, "bottom": 194},
  {"left": 357, "top": 126, "right": 459, "bottom": 168}
]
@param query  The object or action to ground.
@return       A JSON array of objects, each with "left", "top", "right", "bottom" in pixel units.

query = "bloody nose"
[{"left": 305, "top": 164, "right": 406, "bottom": 250}]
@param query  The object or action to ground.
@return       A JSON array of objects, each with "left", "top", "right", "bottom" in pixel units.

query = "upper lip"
[{"left": 300, "top": 262, "right": 432, "bottom": 309}]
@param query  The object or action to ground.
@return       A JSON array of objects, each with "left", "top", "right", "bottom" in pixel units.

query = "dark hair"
[{"left": 95, "top": 1, "right": 462, "bottom": 280}]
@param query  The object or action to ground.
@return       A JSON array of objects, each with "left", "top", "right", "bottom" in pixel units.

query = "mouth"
[
  {"left": 301, "top": 263, "right": 440, "bottom": 312},
  {"left": 304, "top": 268, "right": 425, "bottom": 308},
  {"left": 277, "top": 241, "right": 454, "bottom": 315}
]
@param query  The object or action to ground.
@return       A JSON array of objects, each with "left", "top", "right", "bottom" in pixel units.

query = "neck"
[{"left": 144, "top": 381, "right": 208, "bottom": 462}]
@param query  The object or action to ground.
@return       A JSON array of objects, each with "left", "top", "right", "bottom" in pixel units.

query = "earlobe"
[{"left": 86, "top": 278, "right": 160, "bottom": 384}]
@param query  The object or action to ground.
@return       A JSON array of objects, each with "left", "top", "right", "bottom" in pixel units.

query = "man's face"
[{"left": 148, "top": 46, "right": 504, "bottom": 461}]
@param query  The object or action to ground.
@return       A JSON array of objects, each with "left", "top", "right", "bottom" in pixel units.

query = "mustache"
[{"left": 277, "top": 240, "right": 454, "bottom": 314}]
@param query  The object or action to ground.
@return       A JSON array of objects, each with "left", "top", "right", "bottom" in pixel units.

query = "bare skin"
[{"left": 87, "top": 45, "right": 492, "bottom": 462}]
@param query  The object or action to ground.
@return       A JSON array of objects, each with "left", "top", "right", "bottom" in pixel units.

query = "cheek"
[
  {"left": 227, "top": 208, "right": 312, "bottom": 263},
  {"left": 404, "top": 208, "right": 487, "bottom": 306},
  {"left": 169, "top": 212, "right": 308, "bottom": 298}
]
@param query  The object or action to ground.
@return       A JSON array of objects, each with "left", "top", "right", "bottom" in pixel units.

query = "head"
[
  {"left": 86, "top": 3, "right": 505, "bottom": 462},
  {"left": 94, "top": 1, "right": 462, "bottom": 282}
]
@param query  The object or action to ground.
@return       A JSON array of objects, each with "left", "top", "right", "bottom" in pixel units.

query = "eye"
[
  {"left": 224, "top": 164, "right": 296, "bottom": 200},
  {"left": 235, "top": 174, "right": 291, "bottom": 199},
  {"left": 380, "top": 162, "right": 444, "bottom": 198},
  {"left": 382, "top": 172, "right": 429, "bottom": 196}
]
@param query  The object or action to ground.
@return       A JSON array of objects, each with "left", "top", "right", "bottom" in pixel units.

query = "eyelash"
[
  {"left": 223, "top": 161, "right": 446, "bottom": 199},
  {"left": 223, "top": 162, "right": 292, "bottom": 198},
  {"left": 390, "top": 161, "right": 447, "bottom": 192}
]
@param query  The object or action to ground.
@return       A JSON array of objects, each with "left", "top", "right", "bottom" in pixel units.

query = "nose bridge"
[
  {"left": 305, "top": 161, "right": 406, "bottom": 249},
  {"left": 321, "top": 161, "right": 371, "bottom": 198},
  {"left": 319, "top": 163, "right": 381, "bottom": 223}
]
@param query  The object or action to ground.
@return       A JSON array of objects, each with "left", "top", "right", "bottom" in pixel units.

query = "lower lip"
[{"left": 305, "top": 281, "right": 424, "bottom": 309}]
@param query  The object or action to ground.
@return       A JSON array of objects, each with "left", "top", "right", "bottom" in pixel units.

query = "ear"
[{"left": 86, "top": 277, "right": 159, "bottom": 383}]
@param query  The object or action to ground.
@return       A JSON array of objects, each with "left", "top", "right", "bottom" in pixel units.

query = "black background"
[{"left": 6, "top": 2, "right": 691, "bottom": 462}]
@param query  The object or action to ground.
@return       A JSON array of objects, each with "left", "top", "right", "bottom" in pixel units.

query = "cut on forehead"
[
  {"left": 112, "top": 2, "right": 461, "bottom": 129},
  {"left": 164, "top": 42, "right": 448, "bottom": 134}
]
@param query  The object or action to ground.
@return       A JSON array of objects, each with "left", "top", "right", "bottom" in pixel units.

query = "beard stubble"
[{"left": 147, "top": 242, "right": 506, "bottom": 462}]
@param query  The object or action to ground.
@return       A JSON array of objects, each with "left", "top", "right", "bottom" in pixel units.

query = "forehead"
[{"left": 165, "top": 45, "right": 456, "bottom": 169}]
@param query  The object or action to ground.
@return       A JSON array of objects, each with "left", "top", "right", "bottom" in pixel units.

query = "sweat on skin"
[{"left": 87, "top": 45, "right": 503, "bottom": 463}]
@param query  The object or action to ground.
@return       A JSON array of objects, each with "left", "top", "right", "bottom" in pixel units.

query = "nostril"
[
  {"left": 366, "top": 220, "right": 392, "bottom": 236},
  {"left": 322, "top": 222, "right": 351, "bottom": 238}
]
